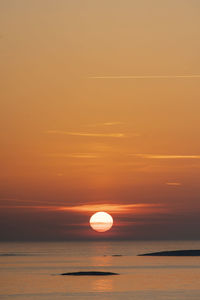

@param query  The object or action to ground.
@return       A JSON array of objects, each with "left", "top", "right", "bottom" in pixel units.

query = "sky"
[{"left": 1, "top": 0, "right": 200, "bottom": 241}]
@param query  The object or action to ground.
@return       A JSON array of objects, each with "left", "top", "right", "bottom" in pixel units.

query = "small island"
[
  {"left": 138, "top": 250, "right": 200, "bottom": 256},
  {"left": 60, "top": 271, "right": 119, "bottom": 276}
]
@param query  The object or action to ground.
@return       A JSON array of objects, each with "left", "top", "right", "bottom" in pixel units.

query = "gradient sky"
[{"left": 1, "top": 0, "right": 200, "bottom": 241}]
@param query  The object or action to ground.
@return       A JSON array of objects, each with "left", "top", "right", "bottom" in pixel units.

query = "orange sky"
[{"left": 1, "top": 0, "right": 200, "bottom": 240}]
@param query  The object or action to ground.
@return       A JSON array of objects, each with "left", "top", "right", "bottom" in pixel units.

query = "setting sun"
[{"left": 89, "top": 212, "right": 113, "bottom": 232}]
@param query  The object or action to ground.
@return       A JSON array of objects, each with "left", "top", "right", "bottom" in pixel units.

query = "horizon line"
[{"left": 89, "top": 74, "right": 200, "bottom": 79}]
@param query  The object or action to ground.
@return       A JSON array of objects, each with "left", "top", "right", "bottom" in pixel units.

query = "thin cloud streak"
[
  {"left": 58, "top": 203, "right": 165, "bottom": 213},
  {"left": 46, "top": 130, "right": 125, "bottom": 138},
  {"left": 0, "top": 203, "right": 166, "bottom": 214},
  {"left": 87, "top": 122, "right": 124, "bottom": 127},
  {"left": 103, "top": 122, "right": 123, "bottom": 126},
  {"left": 90, "top": 75, "right": 200, "bottom": 79},
  {"left": 166, "top": 182, "right": 182, "bottom": 186},
  {"left": 47, "top": 153, "right": 99, "bottom": 159},
  {"left": 132, "top": 154, "right": 200, "bottom": 159},
  {"left": 0, "top": 205, "right": 57, "bottom": 210}
]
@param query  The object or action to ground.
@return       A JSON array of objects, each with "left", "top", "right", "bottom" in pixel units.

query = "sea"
[{"left": 1, "top": 241, "right": 200, "bottom": 299}]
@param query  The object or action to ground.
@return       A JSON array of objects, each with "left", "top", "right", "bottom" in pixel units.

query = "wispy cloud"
[
  {"left": 0, "top": 205, "right": 58, "bottom": 210},
  {"left": 89, "top": 75, "right": 200, "bottom": 79},
  {"left": 47, "top": 153, "right": 99, "bottom": 159},
  {"left": 58, "top": 203, "right": 165, "bottom": 214},
  {"left": 0, "top": 198, "right": 18, "bottom": 201},
  {"left": 0, "top": 202, "right": 167, "bottom": 215},
  {"left": 132, "top": 154, "right": 200, "bottom": 159},
  {"left": 166, "top": 182, "right": 182, "bottom": 186},
  {"left": 87, "top": 122, "right": 124, "bottom": 127},
  {"left": 46, "top": 130, "right": 125, "bottom": 138},
  {"left": 103, "top": 122, "right": 123, "bottom": 126}
]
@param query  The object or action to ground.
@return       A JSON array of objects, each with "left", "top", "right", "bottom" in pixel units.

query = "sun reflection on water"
[
  {"left": 91, "top": 255, "right": 112, "bottom": 267},
  {"left": 92, "top": 277, "right": 113, "bottom": 292}
]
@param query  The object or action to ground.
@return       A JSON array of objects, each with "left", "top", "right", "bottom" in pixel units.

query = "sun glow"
[{"left": 89, "top": 212, "right": 113, "bottom": 233}]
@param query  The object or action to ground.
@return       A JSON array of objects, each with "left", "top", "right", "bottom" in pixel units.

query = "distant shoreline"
[{"left": 139, "top": 250, "right": 200, "bottom": 256}]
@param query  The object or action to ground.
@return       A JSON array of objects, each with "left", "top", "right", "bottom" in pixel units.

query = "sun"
[{"left": 89, "top": 211, "right": 113, "bottom": 232}]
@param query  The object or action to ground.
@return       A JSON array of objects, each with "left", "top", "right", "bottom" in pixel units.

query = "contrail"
[{"left": 89, "top": 75, "right": 200, "bottom": 79}]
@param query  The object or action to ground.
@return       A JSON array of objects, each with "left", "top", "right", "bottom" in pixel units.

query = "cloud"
[
  {"left": 166, "top": 182, "right": 182, "bottom": 186},
  {"left": 47, "top": 153, "right": 99, "bottom": 159},
  {"left": 103, "top": 122, "right": 123, "bottom": 126},
  {"left": 87, "top": 122, "right": 124, "bottom": 127},
  {"left": 0, "top": 198, "right": 18, "bottom": 201},
  {"left": 0, "top": 203, "right": 166, "bottom": 215},
  {"left": 46, "top": 130, "right": 125, "bottom": 138},
  {"left": 89, "top": 75, "right": 200, "bottom": 79},
  {"left": 0, "top": 205, "right": 57, "bottom": 210},
  {"left": 58, "top": 203, "right": 165, "bottom": 214},
  {"left": 132, "top": 154, "right": 200, "bottom": 159}
]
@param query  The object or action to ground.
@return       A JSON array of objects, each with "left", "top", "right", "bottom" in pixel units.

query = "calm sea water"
[{"left": 1, "top": 241, "right": 200, "bottom": 299}]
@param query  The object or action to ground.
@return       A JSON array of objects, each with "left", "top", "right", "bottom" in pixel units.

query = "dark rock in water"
[
  {"left": 61, "top": 271, "right": 119, "bottom": 276},
  {"left": 139, "top": 250, "right": 200, "bottom": 256}
]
